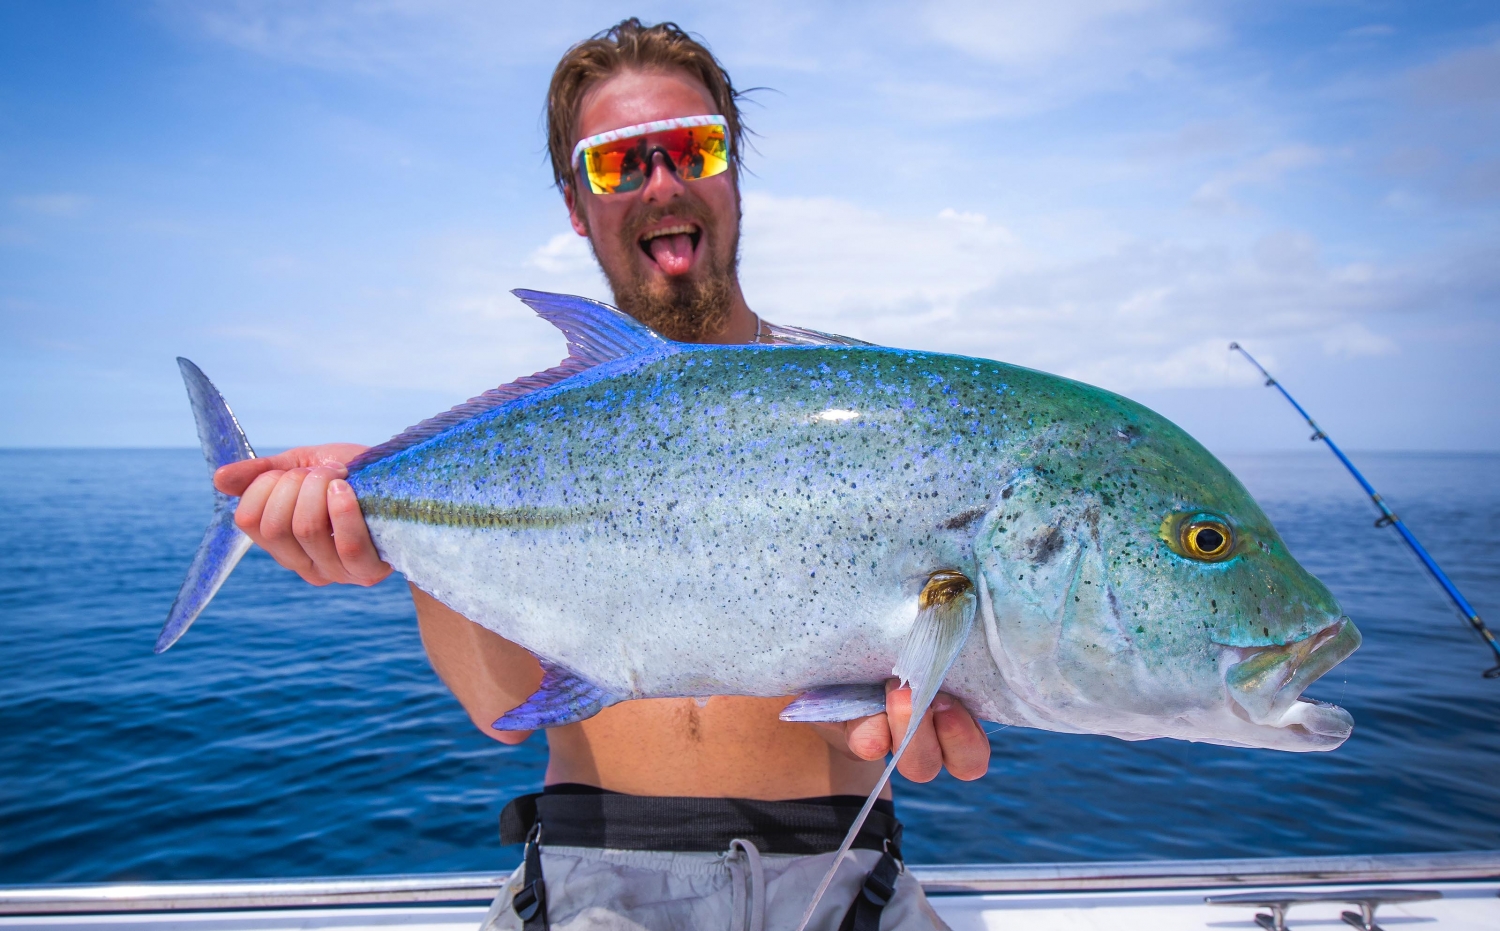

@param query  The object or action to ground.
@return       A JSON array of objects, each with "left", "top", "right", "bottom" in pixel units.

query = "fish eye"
[{"left": 1181, "top": 519, "right": 1233, "bottom": 561}]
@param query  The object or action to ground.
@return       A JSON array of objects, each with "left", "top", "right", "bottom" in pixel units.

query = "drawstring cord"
[{"left": 725, "top": 838, "right": 766, "bottom": 931}]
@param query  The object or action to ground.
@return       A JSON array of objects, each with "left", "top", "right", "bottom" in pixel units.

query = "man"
[{"left": 214, "top": 19, "right": 989, "bottom": 930}]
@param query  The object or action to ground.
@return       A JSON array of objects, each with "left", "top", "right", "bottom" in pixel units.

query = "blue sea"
[{"left": 2, "top": 449, "right": 1498, "bottom": 884}]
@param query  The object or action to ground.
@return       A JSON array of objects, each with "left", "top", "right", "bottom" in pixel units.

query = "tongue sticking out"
[{"left": 647, "top": 233, "right": 695, "bottom": 276}]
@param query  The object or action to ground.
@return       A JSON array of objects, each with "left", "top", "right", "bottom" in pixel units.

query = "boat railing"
[{"left": 2, "top": 850, "right": 1496, "bottom": 915}]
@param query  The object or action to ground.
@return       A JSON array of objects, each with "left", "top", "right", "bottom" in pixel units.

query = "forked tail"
[{"left": 155, "top": 358, "right": 256, "bottom": 653}]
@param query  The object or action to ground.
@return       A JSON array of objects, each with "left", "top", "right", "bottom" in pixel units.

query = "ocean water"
[{"left": 2, "top": 448, "right": 1498, "bottom": 884}]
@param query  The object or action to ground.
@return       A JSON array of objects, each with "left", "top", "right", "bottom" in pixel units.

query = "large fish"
[
  {"left": 165, "top": 291, "right": 1362, "bottom": 907},
  {"left": 164, "top": 289, "right": 1359, "bottom": 923}
]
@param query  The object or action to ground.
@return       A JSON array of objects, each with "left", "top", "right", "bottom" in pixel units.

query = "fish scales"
[{"left": 353, "top": 347, "right": 1012, "bottom": 701}]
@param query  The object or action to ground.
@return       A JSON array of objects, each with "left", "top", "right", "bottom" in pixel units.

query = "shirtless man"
[{"left": 213, "top": 19, "right": 989, "bottom": 930}]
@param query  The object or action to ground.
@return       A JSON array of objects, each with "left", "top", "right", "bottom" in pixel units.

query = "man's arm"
[{"left": 411, "top": 585, "right": 539, "bottom": 745}]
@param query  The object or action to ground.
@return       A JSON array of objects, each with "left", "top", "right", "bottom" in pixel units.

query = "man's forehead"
[{"left": 575, "top": 69, "right": 719, "bottom": 141}]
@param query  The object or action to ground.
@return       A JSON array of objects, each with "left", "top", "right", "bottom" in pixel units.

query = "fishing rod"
[{"left": 1229, "top": 342, "right": 1500, "bottom": 679}]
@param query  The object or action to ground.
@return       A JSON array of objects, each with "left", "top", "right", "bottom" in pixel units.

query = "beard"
[{"left": 594, "top": 201, "right": 740, "bottom": 343}]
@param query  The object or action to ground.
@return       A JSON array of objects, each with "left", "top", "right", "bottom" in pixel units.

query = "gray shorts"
[{"left": 480, "top": 842, "right": 950, "bottom": 931}]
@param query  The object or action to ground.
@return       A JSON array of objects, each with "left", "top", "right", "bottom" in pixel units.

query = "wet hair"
[{"left": 546, "top": 18, "right": 748, "bottom": 193}]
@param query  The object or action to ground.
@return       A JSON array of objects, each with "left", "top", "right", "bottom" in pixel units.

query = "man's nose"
[{"left": 640, "top": 148, "right": 686, "bottom": 203}]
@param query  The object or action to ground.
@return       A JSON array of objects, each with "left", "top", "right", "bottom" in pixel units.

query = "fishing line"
[{"left": 1229, "top": 342, "right": 1500, "bottom": 679}]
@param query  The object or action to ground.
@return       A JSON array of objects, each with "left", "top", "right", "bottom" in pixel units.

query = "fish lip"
[{"left": 1224, "top": 616, "right": 1360, "bottom": 745}]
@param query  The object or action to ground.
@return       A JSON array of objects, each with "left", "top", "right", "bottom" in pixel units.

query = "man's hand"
[
  {"left": 811, "top": 679, "right": 991, "bottom": 782},
  {"left": 214, "top": 443, "right": 392, "bottom": 587}
]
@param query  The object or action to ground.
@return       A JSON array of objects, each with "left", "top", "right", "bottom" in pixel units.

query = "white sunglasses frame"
[{"left": 571, "top": 114, "right": 729, "bottom": 167}]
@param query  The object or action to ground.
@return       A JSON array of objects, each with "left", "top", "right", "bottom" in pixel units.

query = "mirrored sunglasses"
[{"left": 573, "top": 115, "right": 730, "bottom": 195}]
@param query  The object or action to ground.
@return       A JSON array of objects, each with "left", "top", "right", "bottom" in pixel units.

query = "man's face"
[{"left": 566, "top": 68, "right": 741, "bottom": 341}]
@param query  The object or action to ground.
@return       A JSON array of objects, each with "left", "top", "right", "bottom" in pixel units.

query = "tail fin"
[{"left": 155, "top": 359, "right": 257, "bottom": 653}]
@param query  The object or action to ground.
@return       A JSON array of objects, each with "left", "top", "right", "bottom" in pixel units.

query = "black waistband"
[{"left": 500, "top": 784, "right": 902, "bottom": 857}]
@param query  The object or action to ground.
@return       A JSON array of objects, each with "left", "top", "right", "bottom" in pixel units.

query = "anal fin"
[
  {"left": 493, "top": 660, "right": 621, "bottom": 730},
  {"left": 793, "top": 570, "right": 977, "bottom": 931},
  {"left": 780, "top": 684, "right": 887, "bottom": 722}
]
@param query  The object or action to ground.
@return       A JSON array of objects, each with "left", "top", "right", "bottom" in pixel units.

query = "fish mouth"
[{"left": 1224, "top": 616, "right": 1361, "bottom": 748}]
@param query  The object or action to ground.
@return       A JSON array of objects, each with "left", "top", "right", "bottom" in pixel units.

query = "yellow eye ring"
[{"left": 1181, "top": 519, "right": 1233, "bottom": 561}]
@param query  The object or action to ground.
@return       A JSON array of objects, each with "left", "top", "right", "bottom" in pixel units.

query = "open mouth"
[
  {"left": 639, "top": 223, "right": 702, "bottom": 276},
  {"left": 1224, "top": 616, "right": 1361, "bottom": 743}
]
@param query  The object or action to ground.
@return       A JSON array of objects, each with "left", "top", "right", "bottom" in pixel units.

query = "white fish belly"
[{"left": 368, "top": 515, "right": 926, "bottom": 698}]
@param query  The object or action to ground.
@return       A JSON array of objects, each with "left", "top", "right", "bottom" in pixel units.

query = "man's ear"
[{"left": 563, "top": 183, "right": 590, "bottom": 238}]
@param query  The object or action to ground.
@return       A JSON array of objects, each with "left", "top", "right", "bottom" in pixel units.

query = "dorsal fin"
[
  {"left": 763, "top": 322, "right": 875, "bottom": 347},
  {"left": 512, "top": 288, "right": 669, "bottom": 363},
  {"left": 348, "top": 291, "right": 673, "bottom": 472}
]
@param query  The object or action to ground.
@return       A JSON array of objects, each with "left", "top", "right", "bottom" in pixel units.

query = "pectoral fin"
[
  {"left": 893, "top": 570, "right": 977, "bottom": 726},
  {"left": 792, "top": 570, "right": 977, "bottom": 931},
  {"left": 780, "top": 684, "right": 888, "bottom": 722},
  {"left": 492, "top": 660, "right": 621, "bottom": 730}
]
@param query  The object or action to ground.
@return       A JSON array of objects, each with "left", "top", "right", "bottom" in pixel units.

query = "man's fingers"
[
  {"left": 886, "top": 682, "right": 945, "bottom": 783},
  {"left": 214, "top": 451, "right": 314, "bottom": 496},
  {"left": 293, "top": 468, "right": 352, "bottom": 585},
  {"left": 814, "top": 683, "right": 991, "bottom": 780},
  {"left": 257, "top": 469, "right": 328, "bottom": 585},
  {"left": 234, "top": 470, "right": 283, "bottom": 540},
  {"left": 933, "top": 696, "right": 991, "bottom": 781},
  {"left": 329, "top": 479, "right": 392, "bottom": 586},
  {"left": 214, "top": 445, "right": 360, "bottom": 497},
  {"left": 213, "top": 444, "right": 376, "bottom": 589},
  {"left": 843, "top": 714, "right": 893, "bottom": 761},
  {"left": 216, "top": 458, "right": 275, "bottom": 497}
]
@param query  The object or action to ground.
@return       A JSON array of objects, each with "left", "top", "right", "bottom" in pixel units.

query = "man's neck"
[{"left": 690, "top": 281, "right": 757, "bottom": 345}]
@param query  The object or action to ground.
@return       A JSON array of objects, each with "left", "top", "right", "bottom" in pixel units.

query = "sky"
[{"left": 2, "top": 1, "right": 1498, "bottom": 454}]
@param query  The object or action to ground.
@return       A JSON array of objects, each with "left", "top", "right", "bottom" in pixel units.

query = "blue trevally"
[{"left": 162, "top": 290, "right": 1359, "bottom": 759}]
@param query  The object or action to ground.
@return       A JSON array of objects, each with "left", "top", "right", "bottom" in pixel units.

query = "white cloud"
[
  {"left": 739, "top": 192, "right": 1019, "bottom": 336},
  {"left": 733, "top": 193, "right": 1414, "bottom": 393},
  {"left": 89, "top": 3, "right": 1497, "bottom": 453},
  {"left": 165, "top": 0, "right": 539, "bottom": 81},
  {"left": 248, "top": 192, "right": 1379, "bottom": 405},
  {"left": 11, "top": 194, "right": 90, "bottom": 217},
  {"left": 161, "top": 1, "right": 816, "bottom": 85},
  {"left": 525, "top": 231, "right": 598, "bottom": 279},
  {"left": 166, "top": 0, "right": 1222, "bottom": 124},
  {"left": 215, "top": 230, "right": 589, "bottom": 406},
  {"left": 1408, "top": 39, "right": 1500, "bottom": 110},
  {"left": 1318, "top": 322, "right": 1397, "bottom": 358},
  {"left": 923, "top": 0, "right": 1213, "bottom": 69},
  {"left": 229, "top": 189, "right": 1407, "bottom": 409},
  {"left": 1192, "top": 145, "right": 1326, "bottom": 213},
  {"left": 900, "top": 0, "right": 1219, "bottom": 118}
]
